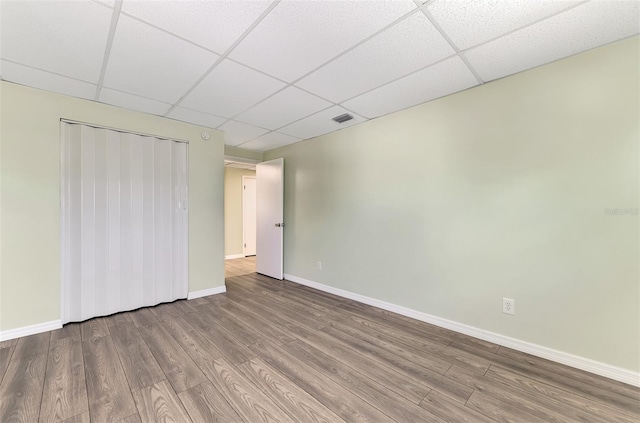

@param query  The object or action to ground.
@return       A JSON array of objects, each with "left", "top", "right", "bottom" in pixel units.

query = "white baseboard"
[
  {"left": 284, "top": 273, "right": 640, "bottom": 388},
  {"left": 0, "top": 320, "right": 62, "bottom": 342},
  {"left": 187, "top": 285, "right": 227, "bottom": 300},
  {"left": 225, "top": 254, "right": 246, "bottom": 260}
]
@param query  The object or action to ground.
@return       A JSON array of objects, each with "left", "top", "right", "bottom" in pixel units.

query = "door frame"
[{"left": 242, "top": 175, "right": 257, "bottom": 256}]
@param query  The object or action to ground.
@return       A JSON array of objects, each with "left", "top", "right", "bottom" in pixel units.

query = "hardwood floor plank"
[
  {"left": 200, "top": 358, "right": 296, "bottom": 423},
  {"left": 188, "top": 297, "right": 210, "bottom": 306},
  {"left": 486, "top": 365, "right": 639, "bottom": 423},
  {"left": 211, "top": 295, "right": 297, "bottom": 345},
  {"left": 226, "top": 286, "right": 329, "bottom": 331},
  {"left": 450, "top": 340, "right": 640, "bottom": 414},
  {"left": 109, "top": 323, "right": 165, "bottom": 391},
  {"left": 138, "top": 323, "right": 206, "bottom": 392},
  {"left": 160, "top": 315, "right": 225, "bottom": 365},
  {"left": 319, "top": 324, "right": 472, "bottom": 403},
  {"left": 250, "top": 341, "right": 395, "bottom": 423},
  {"left": 104, "top": 313, "right": 134, "bottom": 328},
  {"left": 466, "top": 391, "right": 548, "bottom": 423},
  {"left": 13, "top": 331, "right": 51, "bottom": 358},
  {"left": 237, "top": 358, "right": 347, "bottom": 423},
  {"left": 446, "top": 364, "right": 609, "bottom": 423},
  {"left": 453, "top": 333, "right": 501, "bottom": 353},
  {"left": 127, "top": 308, "right": 159, "bottom": 328},
  {"left": 0, "top": 351, "right": 47, "bottom": 422},
  {"left": 419, "top": 390, "right": 496, "bottom": 423},
  {"left": 50, "top": 324, "right": 81, "bottom": 343},
  {"left": 150, "top": 301, "right": 187, "bottom": 321},
  {"left": 327, "top": 319, "right": 454, "bottom": 375},
  {"left": 178, "top": 381, "right": 243, "bottom": 423},
  {"left": 497, "top": 346, "right": 640, "bottom": 400},
  {"left": 60, "top": 412, "right": 90, "bottom": 423},
  {"left": 40, "top": 337, "right": 89, "bottom": 422},
  {"left": 80, "top": 318, "right": 110, "bottom": 343},
  {"left": 83, "top": 336, "right": 137, "bottom": 422},
  {"left": 340, "top": 313, "right": 489, "bottom": 373},
  {"left": 186, "top": 312, "right": 256, "bottom": 365},
  {"left": 0, "top": 345, "right": 15, "bottom": 385},
  {"left": 193, "top": 304, "right": 263, "bottom": 346},
  {"left": 115, "top": 413, "right": 141, "bottom": 423},
  {"left": 282, "top": 340, "right": 446, "bottom": 423},
  {"left": 132, "top": 380, "right": 192, "bottom": 423},
  {"left": 282, "top": 325, "right": 429, "bottom": 404},
  {"left": 0, "top": 338, "right": 18, "bottom": 349}
]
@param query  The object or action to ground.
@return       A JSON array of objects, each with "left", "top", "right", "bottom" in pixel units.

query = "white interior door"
[
  {"left": 242, "top": 176, "right": 257, "bottom": 256},
  {"left": 61, "top": 122, "right": 188, "bottom": 324},
  {"left": 256, "top": 158, "right": 284, "bottom": 279}
]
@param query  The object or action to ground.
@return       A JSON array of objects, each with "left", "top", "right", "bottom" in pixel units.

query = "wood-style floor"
[{"left": 1, "top": 258, "right": 638, "bottom": 422}]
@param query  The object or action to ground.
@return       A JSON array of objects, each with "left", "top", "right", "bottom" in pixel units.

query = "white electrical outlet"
[
  {"left": 503, "top": 298, "right": 515, "bottom": 315},
  {"left": 317, "top": 261, "right": 322, "bottom": 270}
]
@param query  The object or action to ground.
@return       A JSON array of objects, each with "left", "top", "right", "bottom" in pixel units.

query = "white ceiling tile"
[
  {"left": 464, "top": 1, "right": 640, "bottom": 82},
  {"left": 279, "top": 106, "right": 366, "bottom": 140},
  {"left": 0, "top": 60, "right": 96, "bottom": 100},
  {"left": 180, "top": 59, "right": 286, "bottom": 118},
  {"left": 236, "top": 87, "right": 332, "bottom": 130},
  {"left": 238, "top": 132, "right": 301, "bottom": 151},
  {"left": 103, "top": 15, "right": 218, "bottom": 103},
  {"left": 218, "top": 120, "right": 270, "bottom": 146},
  {"left": 121, "top": 0, "right": 272, "bottom": 53},
  {"left": 428, "top": 0, "right": 582, "bottom": 50},
  {"left": 297, "top": 13, "right": 454, "bottom": 103},
  {"left": 0, "top": 1, "right": 112, "bottom": 82},
  {"left": 99, "top": 88, "right": 171, "bottom": 115},
  {"left": 343, "top": 56, "right": 478, "bottom": 118},
  {"left": 167, "top": 107, "right": 227, "bottom": 129},
  {"left": 229, "top": 0, "right": 417, "bottom": 82}
]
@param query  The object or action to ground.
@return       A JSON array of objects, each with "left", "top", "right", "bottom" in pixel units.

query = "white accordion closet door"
[{"left": 61, "top": 122, "right": 188, "bottom": 324}]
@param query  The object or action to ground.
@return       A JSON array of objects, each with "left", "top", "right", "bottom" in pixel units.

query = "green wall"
[
  {"left": 265, "top": 37, "right": 640, "bottom": 372},
  {"left": 0, "top": 82, "right": 225, "bottom": 331}
]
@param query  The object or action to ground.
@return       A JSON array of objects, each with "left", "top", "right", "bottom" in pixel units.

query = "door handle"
[{"left": 275, "top": 223, "right": 285, "bottom": 227}]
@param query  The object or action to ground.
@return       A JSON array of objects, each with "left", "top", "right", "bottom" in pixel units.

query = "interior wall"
[
  {"left": 265, "top": 37, "right": 640, "bottom": 372},
  {"left": 0, "top": 81, "right": 225, "bottom": 331},
  {"left": 225, "top": 167, "right": 256, "bottom": 257}
]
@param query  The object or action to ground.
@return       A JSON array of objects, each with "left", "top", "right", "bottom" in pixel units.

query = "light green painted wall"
[
  {"left": 0, "top": 81, "right": 225, "bottom": 331},
  {"left": 225, "top": 167, "right": 256, "bottom": 256},
  {"left": 265, "top": 37, "right": 640, "bottom": 371}
]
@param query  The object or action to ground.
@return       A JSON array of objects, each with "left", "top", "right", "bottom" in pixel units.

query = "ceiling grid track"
[
  {"left": 94, "top": 0, "right": 123, "bottom": 101},
  {"left": 216, "top": 0, "right": 437, "bottom": 142},
  {"left": 164, "top": 0, "right": 282, "bottom": 116}
]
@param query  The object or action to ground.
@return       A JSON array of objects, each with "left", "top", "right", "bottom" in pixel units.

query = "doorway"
[{"left": 224, "top": 159, "right": 257, "bottom": 277}]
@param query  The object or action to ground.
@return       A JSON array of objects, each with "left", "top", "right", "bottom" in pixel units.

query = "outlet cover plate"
[{"left": 503, "top": 298, "right": 515, "bottom": 315}]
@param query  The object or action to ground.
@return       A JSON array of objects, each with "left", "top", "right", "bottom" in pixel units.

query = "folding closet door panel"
[
  {"left": 130, "top": 134, "right": 145, "bottom": 309},
  {"left": 171, "top": 141, "right": 188, "bottom": 300},
  {"left": 61, "top": 122, "right": 188, "bottom": 324},
  {"left": 154, "top": 138, "right": 171, "bottom": 304},
  {"left": 61, "top": 123, "right": 83, "bottom": 323},
  {"left": 93, "top": 128, "right": 109, "bottom": 317},
  {"left": 141, "top": 136, "right": 156, "bottom": 306},
  {"left": 79, "top": 125, "right": 97, "bottom": 321},
  {"left": 107, "top": 129, "right": 122, "bottom": 315}
]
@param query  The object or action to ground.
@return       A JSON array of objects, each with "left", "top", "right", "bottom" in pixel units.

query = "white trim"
[
  {"left": 225, "top": 254, "right": 246, "bottom": 260},
  {"left": 242, "top": 175, "right": 257, "bottom": 257},
  {"left": 284, "top": 273, "right": 640, "bottom": 388},
  {"left": 0, "top": 320, "right": 62, "bottom": 342},
  {"left": 224, "top": 155, "right": 260, "bottom": 164},
  {"left": 187, "top": 285, "right": 226, "bottom": 300}
]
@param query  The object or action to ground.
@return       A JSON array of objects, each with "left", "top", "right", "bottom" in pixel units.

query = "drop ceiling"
[{"left": 1, "top": 0, "right": 638, "bottom": 152}]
